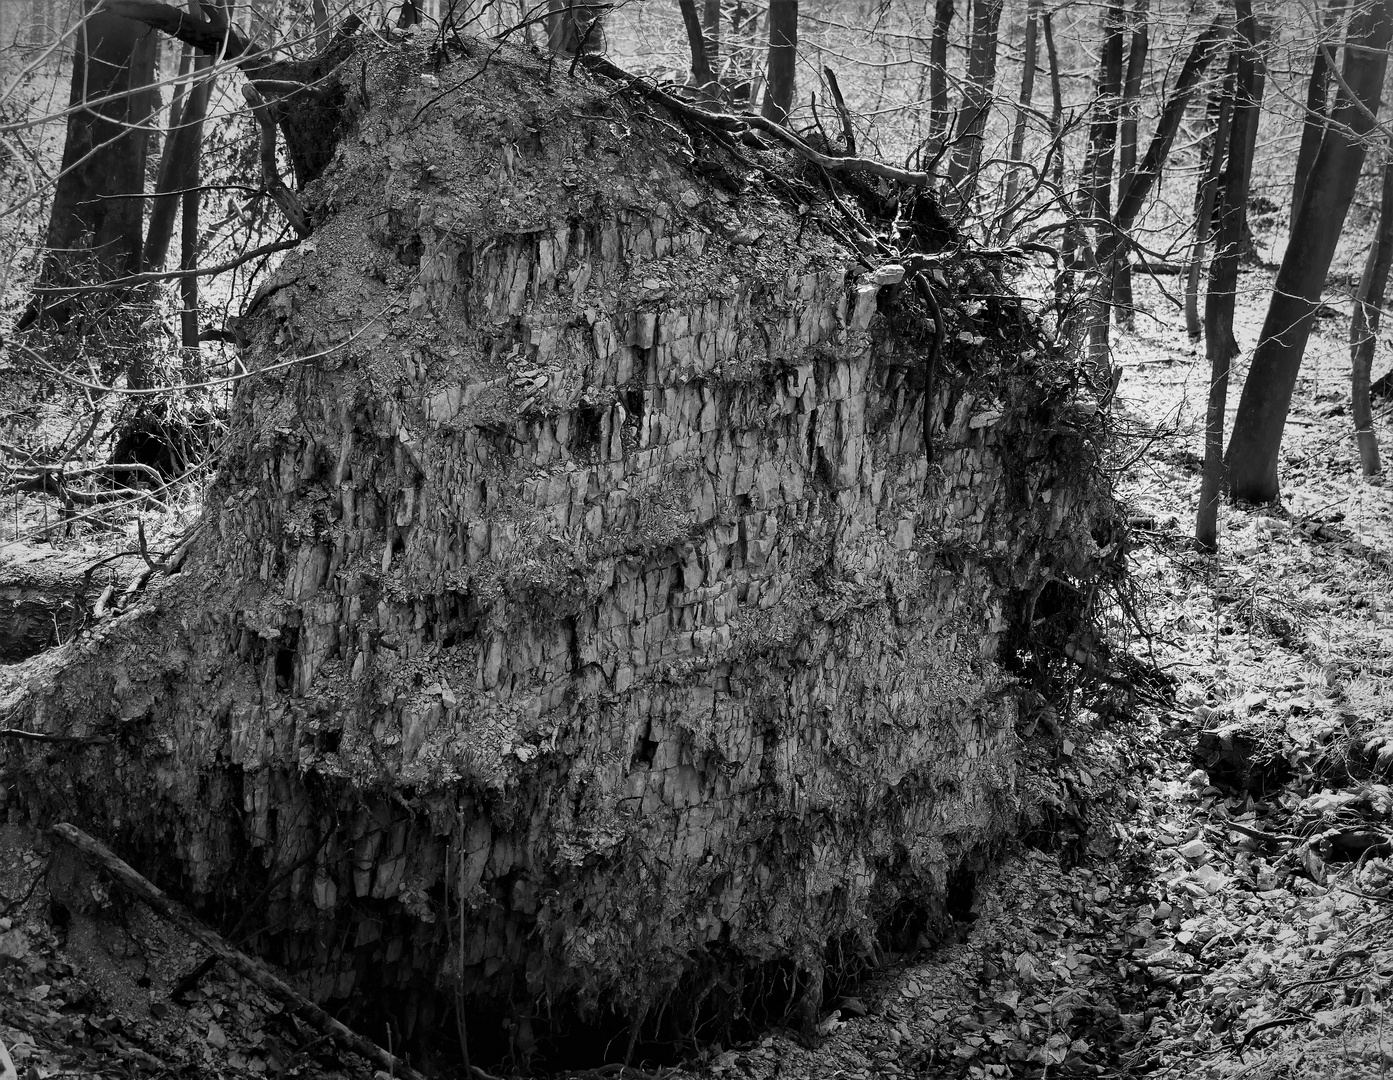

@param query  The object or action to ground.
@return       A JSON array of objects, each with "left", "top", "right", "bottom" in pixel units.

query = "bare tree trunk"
[
  {"left": 1226, "top": 0, "right": 1393, "bottom": 503},
  {"left": 1080, "top": 1, "right": 1125, "bottom": 227},
  {"left": 1078, "top": 0, "right": 1125, "bottom": 374},
  {"left": 145, "top": 40, "right": 212, "bottom": 274},
  {"left": 702, "top": 0, "right": 721, "bottom": 76},
  {"left": 1047, "top": 10, "right": 1076, "bottom": 310},
  {"left": 1351, "top": 150, "right": 1393, "bottom": 476},
  {"left": 1292, "top": 0, "right": 1347, "bottom": 230},
  {"left": 1235, "top": 16, "right": 1271, "bottom": 258},
  {"left": 1196, "top": 8, "right": 1259, "bottom": 552},
  {"left": 1112, "top": 0, "right": 1150, "bottom": 329},
  {"left": 928, "top": 0, "right": 954, "bottom": 154},
  {"left": 178, "top": 55, "right": 210, "bottom": 375},
  {"left": 679, "top": 0, "right": 715, "bottom": 86},
  {"left": 20, "top": 1, "right": 158, "bottom": 328},
  {"left": 943, "top": 0, "right": 1003, "bottom": 211},
  {"left": 1043, "top": 10, "right": 1063, "bottom": 190},
  {"left": 311, "top": 0, "right": 330, "bottom": 49},
  {"left": 143, "top": 41, "right": 192, "bottom": 272},
  {"left": 996, "top": 0, "right": 1039, "bottom": 243},
  {"left": 1087, "top": 15, "right": 1226, "bottom": 375},
  {"left": 761, "top": 0, "right": 798, "bottom": 125},
  {"left": 1184, "top": 70, "right": 1233, "bottom": 342}
]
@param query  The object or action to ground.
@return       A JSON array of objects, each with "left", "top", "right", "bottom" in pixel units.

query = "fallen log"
[
  {"left": 0, "top": 545, "right": 120, "bottom": 661},
  {"left": 50, "top": 823, "right": 498, "bottom": 1080}
]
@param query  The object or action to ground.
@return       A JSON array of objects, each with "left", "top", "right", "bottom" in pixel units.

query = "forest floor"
[{"left": 2, "top": 260, "right": 1392, "bottom": 1080}]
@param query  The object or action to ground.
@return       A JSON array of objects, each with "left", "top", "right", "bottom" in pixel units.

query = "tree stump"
[{"left": 1, "top": 33, "right": 1123, "bottom": 1063}]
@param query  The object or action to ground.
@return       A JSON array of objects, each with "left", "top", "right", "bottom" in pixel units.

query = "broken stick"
[{"left": 49, "top": 823, "right": 461, "bottom": 1080}]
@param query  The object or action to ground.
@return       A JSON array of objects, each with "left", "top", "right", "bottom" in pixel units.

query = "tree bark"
[
  {"left": 943, "top": 0, "right": 1003, "bottom": 211},
  {"left": 679, "top": 0, "right": 715, "bottom": 87},
  {"left": 761, "top": 0, "right": 798, "bottom": 125},
  {"left": 1234, "top": 16, "right": 1271, "bottom": 258},
  {"left": 928, "top": 0, "right": 954, "bottom": 155},
  {"left": 1083, "top": 6, "right": 1224, "bottom": 376},
  {"left": 1291, "top": 0, "right": 1347, "bottom": 231},
  {"left": 1079, "top": 1, "right": 1125, "bottom": 229},
  {"left": 702, "top": 0, "right": 721, "bottom": 75},
  {"left": 1225, "top": 0, "right": 1393, "bottom": 503},
  {"left": 145, "top": 47, "right": 212, "bottom": 274},
  {"left": 20, "top": 1, "right": 158, "bottom": 327},
  {"left": 996, "top": 0, "right": 1038, "bottom": 243},
  {"left": 1350, "top": 150, "right": 1393, "bottom": 476},
  {"left": 178, "top": 81, "right": 205, "bottom": 365},
  {"left": 1111, "top": 0, "right": 1150, "bottom": 329},
  {"left": 143, "top": 41, "right": 192, "bottom": 272},
  {"left": 1184, "top": 69, "right": 1233, "bottom": 342},
  {"left": 1066, "top": 2, "right": 1124, "bottom": 346},
  {"left": 1042, "top": 10, "right": 1064, "bottom": 190},
  {"left": 1196, "top": 8, "right": 1259, "bottom": 552}
]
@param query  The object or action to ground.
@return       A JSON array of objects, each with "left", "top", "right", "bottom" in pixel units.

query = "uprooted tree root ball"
[{"left": 0, "top": 29, "right": 1125, "bottom": 1071}]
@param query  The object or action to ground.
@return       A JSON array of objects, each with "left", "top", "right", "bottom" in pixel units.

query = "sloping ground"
[{"left": 0, "top": 30, "right": 1120, "bottom": 1062}]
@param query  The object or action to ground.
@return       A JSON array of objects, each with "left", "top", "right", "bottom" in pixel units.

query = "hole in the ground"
[{"left": 319, "top": 934, "right": 886, "bottom": 1074}]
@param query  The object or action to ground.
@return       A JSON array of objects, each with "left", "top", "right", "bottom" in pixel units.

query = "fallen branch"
[
  {"left": 50, "top": 823, "right": 439, "bottom": 1080},
  {"left": 1208, "top": 820, "right": 1302, "bottom": 847},
  {"left": 0, "top": 1031, "right": 15, "bottom": 1080},
  {"left": 1238, "top": 1013, "right": 1311, "bottom": 1052},
  {"left": 0, "top": 729, "right": 114, "bottom": 746},
  {"left": 27, "top": 238, "right": 301, "bottom": 295}
]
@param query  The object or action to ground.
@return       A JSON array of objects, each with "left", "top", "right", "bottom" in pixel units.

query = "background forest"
[{"left": 1, "top": 0, "right": 1390, "bottom": 544}]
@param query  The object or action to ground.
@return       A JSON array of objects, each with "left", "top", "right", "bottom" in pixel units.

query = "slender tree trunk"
[
  {"left": 761, "top": 0, "right": 798, "bottom": 125},
  {"left": 143, "top": 41, "right": 192, "bottom": 272},
  {"left": 702, "top": 0, "right": 721, "bottom": 76},
  {"left": 1078, "top": 0, "right": 1126, "bottom": 373},
  {"left": 1351, "top": 151, "right": 1393, "bottom": 476},
  {"left": 1235, "top": 16, "right": 1271, "bottom": 258},
  {"left": 1087, "top": 15, "right": 1226, "bottom": 375},
  {"left": 1080, "top": 1, "right": 1125, "bottom": 228},
  {"left": 1043, "top": 11, "right": 1063, "bottom": 190},
  {"left": 311, "top": 0, "right": 330, "bottom": 49},
  {"left": 928, "top": 0, "right": 954, "bottom": 153},
  {"left": 1112, "top": 0, "right": 1150, "bottom": 329},
  {"left": 21, "top": 1, "right": 158, "bottom": 327},
  {"left": 1185, "top": 70, "right": 1233, "bottom": 342},
  {"left": 1292, "top": 0, "right": 1347, "bottom": 230},
  {"left": 1225, "top": 0, "right": 1393, "bottom": 503},
  {"left": 1196, "top": 9, "right": 1259, "bottom": 552},
  {"left": 1047, "top": 9, "right": 1076, "bottom": 311},
  {"left": 997, "top": 0, "right": 1039, "bottom": 243},
  {"left": 679, "top": 0, "right": 715, "bottom": 86},
  {"left": 145, "top": 47, "right": 212, "bottom": 274},
  {"left": 177, "top": 54, "right": 211, "bottom": 375},
  {"left": 943, "top": 0, "right": 1003, "bottom": 211}
]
